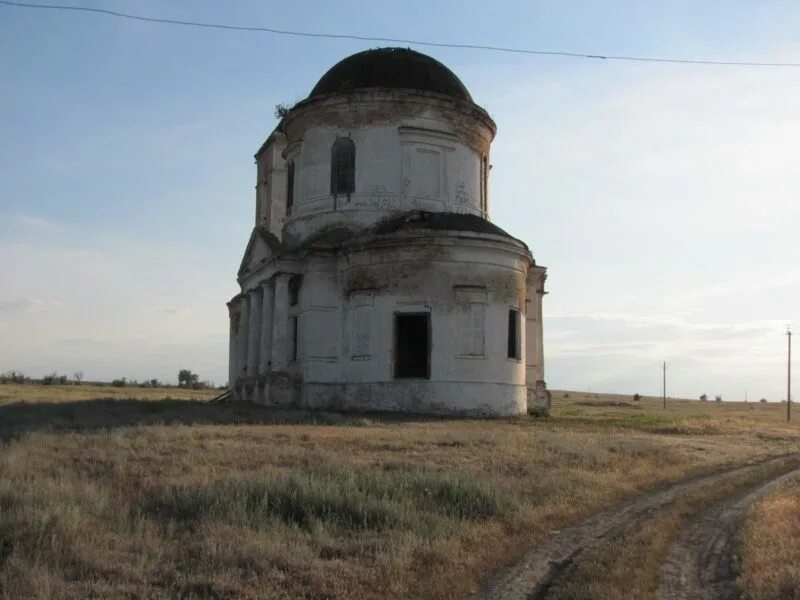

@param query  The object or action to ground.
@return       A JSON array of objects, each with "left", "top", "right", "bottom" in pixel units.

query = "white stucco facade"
[{"left": 227, "top": 48, "right": 547, "bottom": 416}]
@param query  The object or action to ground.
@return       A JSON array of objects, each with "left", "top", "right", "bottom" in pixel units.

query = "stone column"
[
  {"left": 271, "top": 273, "right": 291, "bottom": 370},
  {"left": 525, "top": 282, "right": 537, "bottom": 385},
  {"left": 227, "top": 303, "right": 238, "bottom": 387},
  {"left": 238, "top": 294, "right": 250, "bottom": 378},
  {"left": 247, "top": 288, "right": 262, "bottom": 376},
  {"left": 260, "top": 279, "right": 274, "bottom": 374}
]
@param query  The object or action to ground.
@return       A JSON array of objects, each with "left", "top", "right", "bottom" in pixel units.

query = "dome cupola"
[{"left": 308, "top": 47, "right": 473, "bottom": 101}]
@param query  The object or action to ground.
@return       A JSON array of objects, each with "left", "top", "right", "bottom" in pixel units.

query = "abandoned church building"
[{"left": 227, "top": 48, "right": 547, "bottom": 416}]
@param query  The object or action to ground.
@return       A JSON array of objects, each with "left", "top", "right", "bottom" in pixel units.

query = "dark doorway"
[{"left": 395, "top": 314, "right": 430, "bottom": 379}]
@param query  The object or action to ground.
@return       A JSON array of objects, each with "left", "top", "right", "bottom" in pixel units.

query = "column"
[
  {"left": 238, "top": 294, "right": 250, "bottom": 378},
  {"left": 271, "top": 273, "right": 291, "bottom": 370},
  {"left": 247, "top": 287, "right": 262, "bottom": 375},
  {"left": 525, "top": 279, "right": 537, "bottom": 385},
  {"left": 259, "top": 279, "right": 274, "bottom": 373},
  {"left": 228, "top": 303, "right": 238, "bottom": 387}
]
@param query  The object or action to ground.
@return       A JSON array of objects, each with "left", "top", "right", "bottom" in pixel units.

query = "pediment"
[{"left": 238, "top": 228, "right": 282, "bottom": 277}]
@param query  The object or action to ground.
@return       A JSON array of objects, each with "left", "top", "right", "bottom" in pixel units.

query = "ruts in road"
[{"left": 478, "top": 455, "right": 800, "bottom": 600}]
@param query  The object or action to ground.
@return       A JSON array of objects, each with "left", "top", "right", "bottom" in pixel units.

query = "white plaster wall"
[
  {"left": 291, "top": 235, "right": 530, "bottom": 415},
  {"left": 255, "top": 134, "right": 287, "bottom": 239},
  {"left": 278, "top": 93, "right": 494, "bottom": 247},
  {"left": 228, "top": 233, "right": 536, "bottom": 415}
]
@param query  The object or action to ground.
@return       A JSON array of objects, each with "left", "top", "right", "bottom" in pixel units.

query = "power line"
[{"left": 3, "top": 0, "right": 800, "bottom": 68}]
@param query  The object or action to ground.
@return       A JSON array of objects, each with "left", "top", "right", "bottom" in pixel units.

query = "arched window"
[
  {"left": 286, "top": 160, "right": 295, "bottom": 216},
  {"left": 330, "top": 137, "right": 355, "bottom": 198}
]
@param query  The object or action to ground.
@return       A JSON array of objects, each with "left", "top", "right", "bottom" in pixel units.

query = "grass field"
[
  {"left": 0, "top": 385, "right": 798, "bottom": 599},
  {"left": 739, "top": 476, "right": 800, "bottom": 600}
]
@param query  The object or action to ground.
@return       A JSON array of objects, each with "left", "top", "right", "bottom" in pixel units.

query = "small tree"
[
  {"left": 759, "top": 398, "right": 767, "bottom": 403},
  {"left": 633, "top": 393, "right": 642, "bottom": 401},
  {"left": 42, "top": 371, "right": 60, "bottom": 385},
  {"left": 700, "top": 394, "right": 708, "bottom": 402},
  {"left": 715, "top": 394, "right": 722, "bottom": 403},
  {"left": 73, "top": 371, "right": 84, "bottom": 385},
  {"left": 178, "top": 369, "right": 199, "bottom": 388},
  {"left": 111, "top": 377, "right": 127, "bottom": 387}
]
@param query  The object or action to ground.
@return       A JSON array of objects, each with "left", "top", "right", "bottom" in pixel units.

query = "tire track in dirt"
[
  {"left": 477, "top": 455, "right": 799, "bottom": 600},
  {"left": 658, "top": 465, "right": 800, "bottom": 600}
]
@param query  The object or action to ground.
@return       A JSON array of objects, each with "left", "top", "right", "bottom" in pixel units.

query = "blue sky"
[{"left": 1, "top": 1, "right": 798, "bottom": 399}]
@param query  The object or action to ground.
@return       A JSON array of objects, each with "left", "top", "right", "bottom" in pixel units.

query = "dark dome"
[{"left": 309, "top": 48, "right": 472, "bottom": 102}]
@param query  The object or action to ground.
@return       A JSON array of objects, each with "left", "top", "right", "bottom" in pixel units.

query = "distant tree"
[
  {"left": 0, "top": 370, "right": 26, "bottom": 384},
  {"left": 700, "top": 394, "right": 708, "bottom": 402},
  {"left": 178, "top": 369, "right": 199, "bottom": 388},
  {"left": 73, "top": 371, "right": 84, "bottom": 385},
  {"left": 759, "top": 398, "right": 768, "bottom": 403},
  {"left": 274, "top": 103, "right": 291, "bottom": 119},
  {"left": 633, "top": 393, "right": 642, "bottom": 401},
  {"left": 715, "top": 394, "right": 723, "bottom": 403},
  {"left": 150, "top": 379, "right": 160, "bottom": 388},
  {"left": 111, "top": 377, "right": 127, "bottom": 387},
  {"left": 42, "top": 371, "right": 67, "bottom": 385}
]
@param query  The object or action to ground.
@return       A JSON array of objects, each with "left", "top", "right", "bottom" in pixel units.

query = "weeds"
[{"left": 142, "top": 468, "right": 515, "bottom": 534}]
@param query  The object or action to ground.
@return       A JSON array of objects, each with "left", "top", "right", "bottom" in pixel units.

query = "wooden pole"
[
  {"left": 663, "top": 361, "right": 666, "bottom": 410},
  {"left": 788, "top": 328, "right": 792, "bottom": 422}
]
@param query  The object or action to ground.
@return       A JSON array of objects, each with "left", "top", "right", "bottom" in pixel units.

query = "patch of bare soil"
[
  {"left": 658, "top": 466, "right": 800, "bottom": 600},
  {"left": 477, "top": 455, "right": 800, "bottom": 600}
]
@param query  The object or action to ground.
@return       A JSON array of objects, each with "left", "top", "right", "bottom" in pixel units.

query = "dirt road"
[
  {"left": 478, "top": 455, "right": 800, "bottom": 600},
  {"left": 658, "top": 466, "right": 800, "bottom": 600}
]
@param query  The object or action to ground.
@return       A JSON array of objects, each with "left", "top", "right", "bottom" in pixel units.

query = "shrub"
[
  {"left": 715, "top": 394, "right": 723, "bottom": 403},
  {"left": 111, "top": 377, "right": 127, "bottom": 387},
  {"left": 700, "top": 394, "right": 708, "bottom": 402},
  {"left": 633, "top": 393, "right": 642, "bottom": 401},
  {"left": 760, "top": 398, "right": 768, "bottom": 403},
  {"left": 274, "top": 103, "right": 291, "bottom": 119},
  {"left": 530, "top": 406, "right": 550, "bottom": 419}
]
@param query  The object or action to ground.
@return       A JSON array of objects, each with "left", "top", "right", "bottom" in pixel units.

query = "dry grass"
[
  {"left": 0, "top": 385, "right": 798, "bottom": 598},
  {"left": 738, "top": 477, "right": 800, "bottom": 600},
  {"left": 0, "top": 383, "right": 220, "bottom": 405},
  {"left": 544, "top": 460, "right": 796, "bottom": 600}
]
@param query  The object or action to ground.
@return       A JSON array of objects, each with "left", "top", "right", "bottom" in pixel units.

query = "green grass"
[{"left": 142, "top": 468, "right": 517, "bottom": 533}]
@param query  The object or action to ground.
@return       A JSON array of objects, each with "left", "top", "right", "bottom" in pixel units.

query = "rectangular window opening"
[
  {"left": 290, "top": 316, "right": 298, "bottom": 362},
  {"left": 286, "top": 161, "right": 295, "bottom": 216},
  {"left": 394, "top": 313, "right": 430, "bottom": 379},
  {"left": 507, "top": 309, "right": 521, "bottom": 359}
]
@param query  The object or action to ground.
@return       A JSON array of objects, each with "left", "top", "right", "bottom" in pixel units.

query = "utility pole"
[
  {"left": 788, "top": 327, "right": 792, "bottom": 422},
  {"left": 662, "top": 361, "right": 666, "bottom": 410}
]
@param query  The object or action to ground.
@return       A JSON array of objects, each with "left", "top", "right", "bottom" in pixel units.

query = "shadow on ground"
[{"left": 0, "top": 398, "right": 463, "bottom": 441}]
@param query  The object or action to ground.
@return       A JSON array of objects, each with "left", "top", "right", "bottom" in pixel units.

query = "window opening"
[
  {"left": 394, "top": 314, "right": 430, "bottom": 379},
  {"left": 330, "top": 137, "right": 355, "bottom": 199},
  {"left": 480, "top": 155, "right": 488, "bottom": 213},
  {"left": 507, "top": 309, "right": 521, "bottom": 359},
  {"left": 286, "top": 160, "right": 295, "bottom": 216},
  {"left": 290, "top": 316, "right": 298, "bottom": 361},
  {"left": 288, "top": 275, "right": 302, "bottom": 306}
]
